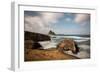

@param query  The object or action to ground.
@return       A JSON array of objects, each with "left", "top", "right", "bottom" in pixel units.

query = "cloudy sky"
[{"left": 24, "top": 11, "right": 90, "bottom": 35}]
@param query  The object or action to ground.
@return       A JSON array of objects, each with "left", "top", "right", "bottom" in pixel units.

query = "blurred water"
[
  {"left": 51, "top": 35, "right": 90, "bottom": 58},
  {"left": 39, "top": 35, "right": 90, "bottom": 58}
]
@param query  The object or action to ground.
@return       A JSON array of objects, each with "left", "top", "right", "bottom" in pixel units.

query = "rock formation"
[
  {"left": 24, "top": 31, "right": 51, "bottom": 49},
  {"left": 25, "top": 31, "right": 51, "bottom": 41},
  {"left": 24, "top": 40, "right": 33, "bottom": 49},
  {"left": 48, "top": 30, "right": 56, "bottom": 35},
  {"left": 57, "top": 39, "right": 79, "bottom": 54},
  {"left": 24, "top": 31, "right": 80, "bottom": 61}
]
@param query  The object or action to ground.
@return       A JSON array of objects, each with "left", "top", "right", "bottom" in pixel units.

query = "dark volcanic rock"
[
  {"left": 24, "top": 40, "right": 43, "bottom": 49},
  {"left": 24, "top": 40, "right": 33, "bottom": 49},
  {"left": 24, "top": 31, "right": 51, "bottom": 49},
  {"left": 48, "top": 30, "right": 56, "bottom": 35},
  {"left": 32, "top": 42, "right": 43, "bottom": 49},
  {"left": 25, "top": 31, "right": 51, "bottom": 41}
]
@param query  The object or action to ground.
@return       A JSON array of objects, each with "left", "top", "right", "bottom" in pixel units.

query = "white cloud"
[
  {"left": 74, "top": 14, "right": 90, "bottom": 25},
  {"left": 25, "top": 16, "right": 50, "bottom": 34},
  {"left": 41, "top": 12, "right": 64, "bottom": 25},
  {"left": 24, "top": 12, "right": 64, "bottom": 34}
]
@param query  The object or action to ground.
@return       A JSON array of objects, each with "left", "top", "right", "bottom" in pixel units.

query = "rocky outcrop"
[
  {"left": 24, "top": 40, "right": 33, "bottom": 49},
  {"left": 57, "top": 39, "right": 79, "bottom": 54},
  {"left": 24, "top": 31, "right": 51, "bottom": 49},
  {"left": 48, "top": 30, "right": 56, "bottom": 35},
  {"left": 24, "top": 32, "right": 80, "bottom": 61},
  {"left": 25, "top": 31, "right": 51, "bottom": 41},
  {"left": 24, "top": 40, "right": 43, "bottom": 49}
]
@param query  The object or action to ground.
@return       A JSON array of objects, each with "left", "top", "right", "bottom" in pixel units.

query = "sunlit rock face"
[{"left": 57, "top": 39, "right": 79, "bottom": 54}]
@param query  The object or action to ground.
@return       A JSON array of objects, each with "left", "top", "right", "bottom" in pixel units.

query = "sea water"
[{"left": 39, "top": 35, "right": 90, "bottom": 59}]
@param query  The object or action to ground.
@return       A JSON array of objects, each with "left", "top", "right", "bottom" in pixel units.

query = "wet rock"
[
  {"left": 32, "top": 42, "right": 43, "bottom": 49},
  {"left": 24, "top": 40, "right": 43, "bottom": 49},
  {"left": 57, "top": 39, "right": 79, "bottom": 54},
  {"left": 24, "top": 31, "right": 51, "bottom": 49}
]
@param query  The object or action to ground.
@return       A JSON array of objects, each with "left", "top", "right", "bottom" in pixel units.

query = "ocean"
[{"left": 39, "top": 35, "right": 90, "bottom": 59}]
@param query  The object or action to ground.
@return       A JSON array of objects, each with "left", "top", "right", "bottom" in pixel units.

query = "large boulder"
[{"left": 57, "top": 39, "right": 79, "bottom": 54}]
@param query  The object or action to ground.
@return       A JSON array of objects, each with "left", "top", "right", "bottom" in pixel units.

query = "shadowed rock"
[
  {"left": 25, "top": 31, "right": 51, "bottom": 50},
  {"left": 24, "top": 40, "right": 43, "bottom": 50},
  {"left": 25, "top": 31, "right": 51, "bottom": 41},
  {"left": 24, "top": 40, "right": 33, "bottom": 49}
]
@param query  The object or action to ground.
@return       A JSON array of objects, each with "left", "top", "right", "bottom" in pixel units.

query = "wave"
[
  {"left": 39, "top": 35, "right": 90, "bottom": 58},
  {"left": 51, "top": 35, "right": 90, "bottom": 43}
]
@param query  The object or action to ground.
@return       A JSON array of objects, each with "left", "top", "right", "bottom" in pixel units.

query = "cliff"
[{"left": 25, "top": 31, "right": 51, "bottom": 41}]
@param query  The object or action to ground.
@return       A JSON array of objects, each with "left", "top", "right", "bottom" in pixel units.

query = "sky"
[{"left": 24, "top": 11, "right": 90, "bottom": 35}]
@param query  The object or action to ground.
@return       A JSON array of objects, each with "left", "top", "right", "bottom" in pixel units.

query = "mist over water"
[
  {"left": 52, "top": 35, "right": 90, "bottom": 58},
  {"left": 39, "top": 35, "right": 90, "bottom": 59}
]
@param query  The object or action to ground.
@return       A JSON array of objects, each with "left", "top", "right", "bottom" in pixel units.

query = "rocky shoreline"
[
  {"left": 24, "top": 38, "right": 80, "bottom": 61},
  {"left": 24, "top": 31, "right": 80, "bottom": 61}
]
